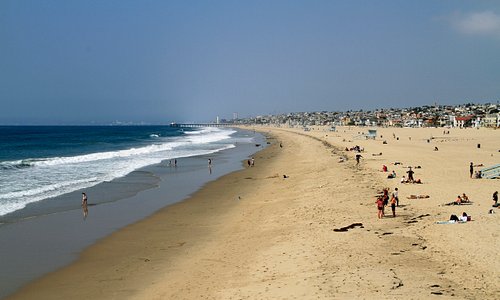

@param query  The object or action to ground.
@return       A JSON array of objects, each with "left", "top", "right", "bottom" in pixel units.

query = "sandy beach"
[{"left": 8, "top": 126, "right": 499, "bottom": 299}]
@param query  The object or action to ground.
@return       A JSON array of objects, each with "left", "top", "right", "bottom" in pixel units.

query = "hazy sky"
[{"left": 1, "top": 1, "right": 499, "bottom": 124}]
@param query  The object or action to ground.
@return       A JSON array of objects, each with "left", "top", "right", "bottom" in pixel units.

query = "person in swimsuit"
[{"left": 376, "top": 197, "right": 384, "bottom": 219}]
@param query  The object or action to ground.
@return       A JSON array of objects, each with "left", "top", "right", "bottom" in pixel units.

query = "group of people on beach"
[
  {"left": 399, "top": 166, "right": 423, "bottom": 184},
  {"left": 451, "top": 193, "right": 471, "bottom": 205},
  {"left": 376, "top": 187, "right": 399, "bottom": 219}
]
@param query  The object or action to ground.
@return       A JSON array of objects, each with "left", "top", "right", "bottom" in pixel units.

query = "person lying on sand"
[{"left": 436, "top": 213, "right": 471, "bottom": 224}]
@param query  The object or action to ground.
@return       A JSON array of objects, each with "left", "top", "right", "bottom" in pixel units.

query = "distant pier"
[{"left": 169, "top": 123, "right": 233, "bottom": 128}]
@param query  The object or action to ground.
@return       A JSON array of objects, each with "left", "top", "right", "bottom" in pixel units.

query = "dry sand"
[{"left": 8, "top": 126, "right": 500, "bottom": 299}]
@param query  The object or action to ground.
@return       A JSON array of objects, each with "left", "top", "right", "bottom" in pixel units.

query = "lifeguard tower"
[{"left": 366, "top": 129, "right": 377, "bottom": 139}]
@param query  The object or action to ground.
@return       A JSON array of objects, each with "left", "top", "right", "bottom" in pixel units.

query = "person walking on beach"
[
  {"left": 208, "top": 158, "right": 212, "bottom": 167},
  {"left": 470, "top": 162, "right": 474, "bottom": 178},
  {"left": 355, "top": 153, "right": 362, "bottom": 165},
  {"left": 493, "top": 191, "right": 498, "bottom": 207},
  {"left": 251, "top": 157, "right": 255, "bottom": 167}
]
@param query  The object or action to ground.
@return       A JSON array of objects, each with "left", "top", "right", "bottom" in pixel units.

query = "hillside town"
[{"left": 230, "top": 102, "right": 500, "bottom": 128}]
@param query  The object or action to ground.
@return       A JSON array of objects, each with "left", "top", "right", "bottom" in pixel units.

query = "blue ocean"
[{"left": 0, "top": 125, "right": 238, "bottom": 217}]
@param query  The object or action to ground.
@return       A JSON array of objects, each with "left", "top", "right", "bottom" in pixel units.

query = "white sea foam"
[{"left": 0, "top": 127, "right": 237, "bottom": 216}]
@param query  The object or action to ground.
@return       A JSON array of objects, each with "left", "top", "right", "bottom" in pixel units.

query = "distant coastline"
[{"left": 227, "top": 102, "right": 500, "bottom": 129}]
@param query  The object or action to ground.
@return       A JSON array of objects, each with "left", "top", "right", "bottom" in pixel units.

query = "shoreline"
[
  {"left": 0, "top": 128, "right": 266, "bottom": 299},
  {"left": 7, "top": 126, "right": 500, "bottom": 299}
]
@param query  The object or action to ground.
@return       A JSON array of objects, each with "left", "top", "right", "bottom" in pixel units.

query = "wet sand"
[{"left": 8, "top": 126, "right": 500, "bottom": 299}]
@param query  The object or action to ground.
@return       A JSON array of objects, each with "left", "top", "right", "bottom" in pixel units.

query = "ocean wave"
[
  {"left": 0, "top": 177, "right": 99, "bottom": 201},
  {"left": 0, "top": 160, "right": 35, "bottom": 170},
  {"left": 0, "top": 127, "right": 239, "bottom": 216},
  {"left": 1, "top": 128, "right": 234, "bottom": 169}
]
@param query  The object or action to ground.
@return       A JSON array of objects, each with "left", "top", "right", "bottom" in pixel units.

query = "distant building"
[
  {"left": 483, "top": 113, "right": 500, "bottom": 128},
  {"left": 453, "top": 116, "right": 473, "bottom": 128}
]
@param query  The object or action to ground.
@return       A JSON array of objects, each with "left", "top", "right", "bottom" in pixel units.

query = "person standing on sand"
[
  {"left": 376, "top": 197, "right": 384, "bottom": 219},
  {"left": 82, "top": 192, "right": 88, "bottom": 220},
  {"left": 392, "top": 187, "right": 399, "bottom": 206},
  {"left": 406, "top": 167, "right": 414, "bottom": 183},
  {"left": 390, "top": 196, "right": 396, "bottom": 217},
  {"left": 493, "top": 191, "right": 498, "bottom": 207},
  {"left": 82, "top": 192, "right": 87, "bottom": 206},
  {"left": 470, "top": 162, "right": 474, "bottom": 178}
]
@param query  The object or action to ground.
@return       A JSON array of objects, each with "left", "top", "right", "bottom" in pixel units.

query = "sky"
[{"left": 1, "top": 0, "right": 499, "bottom": 124}]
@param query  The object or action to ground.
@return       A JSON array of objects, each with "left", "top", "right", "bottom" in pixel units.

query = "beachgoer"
[
  {"left": 82, "top": 192, "right": 88, "bottom": 206},
  {"left": 406, "top": 167, "right": 414, "bottom": 183},
  {"left": 382, "top": 188, "right": 389, "bottom": 214},
  {"left": 434, "top": 146, "right": 439, "bottom": 151},
  {"left": 280, "top": 142, "right": 283, "bottom": 148},
  {"left": 470, "top": 162, "right": 474, "bottom": 178},
  {"left": 382, "top": 165, "right": 388, "bottom": 172},
  {"left": 208, "top": 158, "right": 212, "bottom": 167},
  {"left": 376, "top": 197, "right": 384, "bottom": 219},
  {"left": 461, "top": 193, "right": 469, "bottom": 203},
  {"left": 355, "top": 154, "right": 362, "bottom": 165},
  {"left": 247, "top": 159, "right": 251, "bottom": 167},
  {"left": 392, "top": 187, "right": 399, "bottom": 206},
  {"left": 455, "top": 195, "right": 462, "bottom": 205},
  {"left": 400, "top": 175, "right": 407, "bottom": 183},
  {"left": 251, "top": 157, "right": 255, "bottom": 167},
  {"left": 390, "top": 196, "right": 396, "bottom": 217},
  {"left": 174, "top": 159, "right": 177, "bottom": 167},
  {"left": 82, "top": 192, "right": 88, "bottom": 219},
  {"left": 493, "top": 191, "right": 498, "bottom": 207}
]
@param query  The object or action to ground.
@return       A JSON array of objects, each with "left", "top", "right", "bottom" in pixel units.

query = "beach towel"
[{"left": 436, "top": 220, "right": 467, "bottom": 224}]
